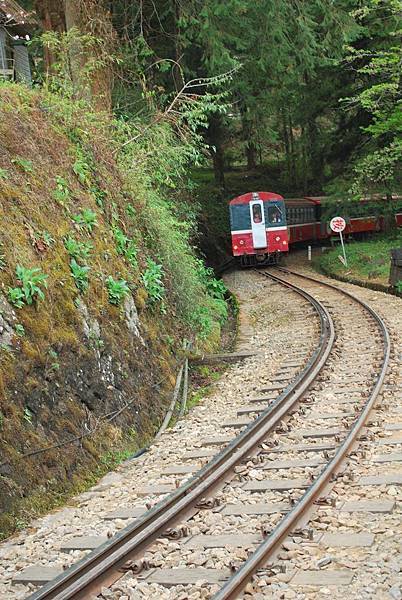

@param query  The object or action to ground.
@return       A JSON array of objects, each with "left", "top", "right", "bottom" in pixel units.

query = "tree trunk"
[
  {"left": 240, "top": 107, "right": 256, "bottom": 170},
  {"left": 64, "top": 0, "right": 114, "bottom": 111},
  {"left": 207, "top": 115, "right": 225, "bottom": 187},
  {"left": 383, "top": 191, "right": 397, "bottom": 232},
  {"left": 281, "top": 109, "right": 292, "bottom": 188},
  {"left": 288, "top": 111, "right": 297, "bottom": 189},
  {"left": 246, "top": 141, "right": 257, "bottom": 170},
  {"left": 33, "top": 0, "right": 66, "bottom": 71}
]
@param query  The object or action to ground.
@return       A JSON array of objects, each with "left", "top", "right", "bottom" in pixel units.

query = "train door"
[{"left": 249, "top": 199, "right": 267, "bottom": 249}]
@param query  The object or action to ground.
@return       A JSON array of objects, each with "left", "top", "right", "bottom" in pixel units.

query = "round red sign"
[{"left": 330, "top": 216, "right": 346, "bottom": 233}]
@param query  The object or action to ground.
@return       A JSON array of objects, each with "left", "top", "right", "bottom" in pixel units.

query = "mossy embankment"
[
  {"left": 315, "top": 232, "right": 402, "bottom": 291},
  {"left": 0, "top": 83, "right": 228, "bottom": 538}
]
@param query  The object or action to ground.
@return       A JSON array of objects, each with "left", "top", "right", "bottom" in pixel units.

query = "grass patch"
[{"left": 315, "top": 232, "right": 402, "bottom": 286}]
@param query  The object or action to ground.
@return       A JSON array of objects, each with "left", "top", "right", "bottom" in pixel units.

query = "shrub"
[
  {"left": 106, "top": 276, "right": 130, "bottom": 305},
  {"left": 70, "top": 259, "right": 90, "bottom": 293},
  {"left": 8, "top": 265, "right": 48, "bottom": 308}
]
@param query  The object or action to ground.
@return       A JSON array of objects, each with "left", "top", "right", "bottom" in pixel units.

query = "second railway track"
[{"left": 14, "top": 268, "right": 392, "bottom": 599}]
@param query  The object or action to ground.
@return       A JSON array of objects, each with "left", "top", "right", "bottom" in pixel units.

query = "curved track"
[
  {"left": 212, "top": 267, "right": 390, "bottom": 599},
  {"left": 27, "top": 267, "right": 390, "bottom": 600}
]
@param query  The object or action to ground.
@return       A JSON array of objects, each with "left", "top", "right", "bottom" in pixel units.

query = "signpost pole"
[
  {"left": 339, "top": 230, "right": 347, "bottom": 266},
  {"left": 330, "top": 216, "right": 347, "bottom": 267}
]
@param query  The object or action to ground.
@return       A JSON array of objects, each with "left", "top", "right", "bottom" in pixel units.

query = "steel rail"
[
  {"left": 28, "top": 272, "right": 335, "bottom": 600},
  {"left": 213, "top": 268, "right": 391, "bottom": 600}
]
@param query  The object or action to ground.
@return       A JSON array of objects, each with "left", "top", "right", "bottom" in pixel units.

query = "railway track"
[{"left": 22, "top": 268, "right": 391, "bottom": 599}]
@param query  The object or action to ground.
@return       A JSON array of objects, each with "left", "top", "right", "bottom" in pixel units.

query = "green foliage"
[
  {"left": 8, "top": 287, "right": 25, "bottom": 309},
  {"left": 105, "top": 276, "right": 130, "bottom": 305},
  {"left": 23, "top": 407, "right": 33, "bottom": 424},
  {"left": 91, "top": 185, "right": 107, "bottom": 208},
  {"left": 70, "top": 259, "right": 90, "bottom": 293},
  {"left": 8, "top": 265, "right": 48, "bottom": 308},
  {"left": 40, "top": 27, "right": 120, "bottom": 99},
  {"left": 113, "top": 227, "right": 138, "bottom": 269},
  {"left": 350, "top": 141, "right": 402, "bottom": 198},
  {"left": 64, "top": 236, "right": 93, "bottom": 261},
  {"left": 142, "top": 259, "right": 165, "bottom": 308},
  {"left": 48, "top": 349, "right": 60, "bottom": 371},
  {"left": 0, "top": 411, "right": 3, "bottom": 429},
  {"left": 72, "top": 209, "right": 98, "bottom": 233},
  {"left": 53, "top": 176, "right": 71, "bottom": 206},
  {"left": 11, "top": 157, "right": 33, "bottom": 174},
  {"left": 15, "top": 324, "right": 25, "bottom": 337},
  {"left": 395, "top": 281, "right": 402, "bottom": 294},
  {"left": 113, "top": 226, "right": 130, "bottom": 255},
  {"left": 0, "top": 168, "right": 8, "bottom": 179},
  {"left": 342, "top": 1, "right": 402, "bottom": 197},
  {"left": 73, "top": 150, "right": 92, "bottom": 187},
  {"left": 196, "top": 261, "right": 228, "bottom": 301}
]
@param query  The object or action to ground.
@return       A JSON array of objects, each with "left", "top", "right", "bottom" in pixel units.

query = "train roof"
[
  {"left": 284, "top": 197, "right": 321, "bottom": 207},
  {"left": 229, "top": 191, "right": 284, "bottom": 206}
]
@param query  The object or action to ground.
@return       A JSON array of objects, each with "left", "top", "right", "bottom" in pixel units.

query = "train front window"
[
  {"left": 252, "top": 204, "right": 263, "bottom": 223},
  {"left": 268, "top": 204, "right": 283, "bottom": 225}
]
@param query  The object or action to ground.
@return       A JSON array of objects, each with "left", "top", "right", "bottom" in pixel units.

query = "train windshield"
[
  {"left": 252, "top": 204, "right": 263, "bottom": 223},
  {"left": 267, "top": 203, "right": 285, "bottom": 225}
]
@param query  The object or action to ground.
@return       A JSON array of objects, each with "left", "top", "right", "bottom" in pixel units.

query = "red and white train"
[
  {"left": 229, "top": 192, "right": 402, "bottom": 266},
  {"left": 229, "top": 192, "right": 288, "bottom": 266}
]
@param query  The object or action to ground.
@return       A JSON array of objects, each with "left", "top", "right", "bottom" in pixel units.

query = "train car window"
[
  {"left": 252, "top": 204, "right": 263, "bottom": 223},
  {"left": 290, "top": 208, "right": 295, "bottom": 225},
  {"left": 268, "top": 203, "right": 283, "bottom": 224},
  {"left": 230, "top": 204, "right": 251, "bottom": 231}
]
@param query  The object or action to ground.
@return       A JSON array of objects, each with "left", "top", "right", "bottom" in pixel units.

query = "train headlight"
[
  {"left": 234, "top": 245, "right": 238, "bottom": 250},
  {"left": 283, "top": 241, "right": 287, "bottom": 245}
]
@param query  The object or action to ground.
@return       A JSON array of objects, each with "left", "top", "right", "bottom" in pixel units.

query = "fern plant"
[
  {"left": 70, "top": 259, "right": 90, "bottom": 293},
  {"left": 106, "top": 276, "right": 130, "bottom": 305}
]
